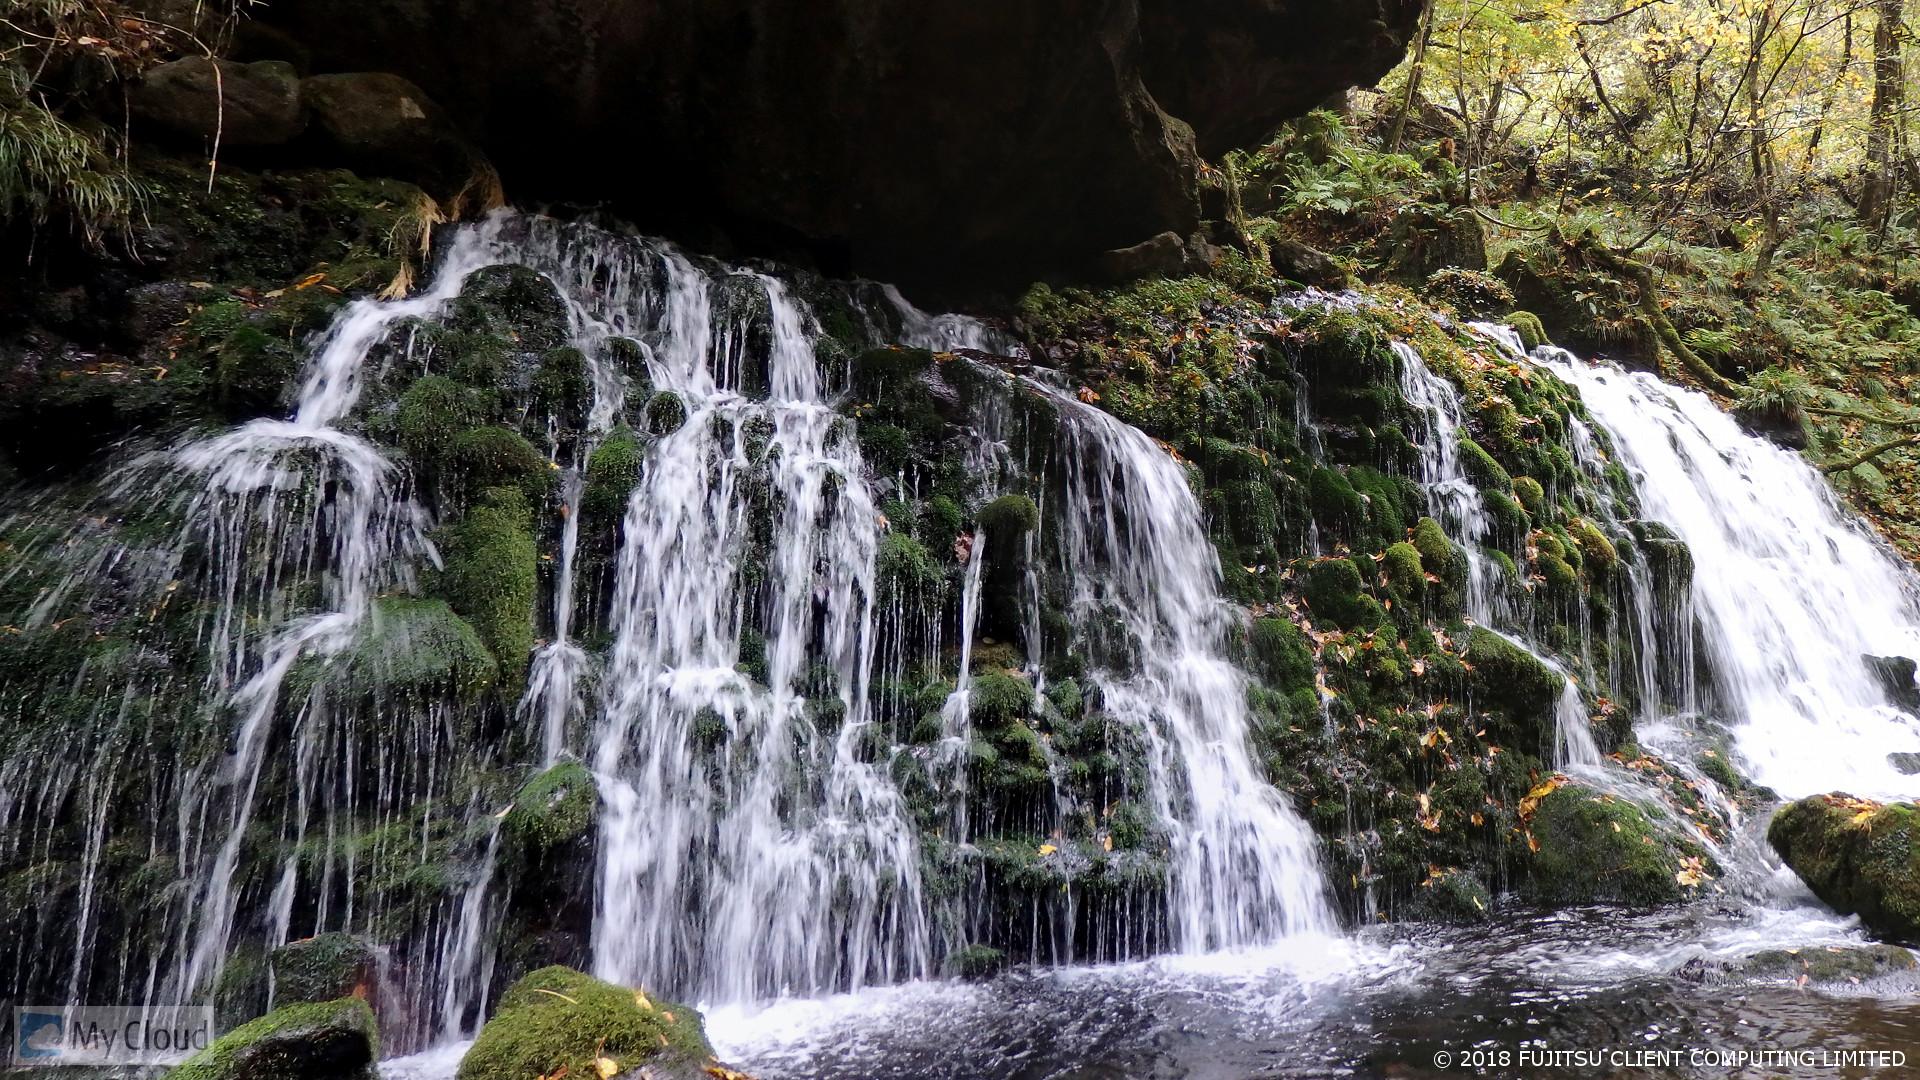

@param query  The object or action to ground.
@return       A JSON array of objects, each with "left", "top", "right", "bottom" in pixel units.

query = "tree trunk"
[{"left": 1860, "top": 0, "right": 1904, "bottom": 235}]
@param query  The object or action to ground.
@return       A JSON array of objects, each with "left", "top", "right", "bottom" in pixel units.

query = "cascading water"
[
  {"left": 1537, "top": 354, "right": 1920, "bottom": 801},
  {"left": 1032, "top": 380, "right": 1335, "bottom": 950},
  {"left": 1391, "top": 339, "right": 1602, "bottom": 769}
]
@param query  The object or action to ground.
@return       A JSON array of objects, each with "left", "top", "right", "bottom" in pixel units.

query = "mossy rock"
[
  {"left": 457, "top": 966, "right": 712, "bottom": 1080},
  {"left": 969, "top": 671, "right": 1034, "bottom": 726},
  {"left": 1382, "top": 542, "right": 1425, "bottom": 603},
  {"left": 1508, "top": 311, "right": 1550, "bottom": 351},
  {"left": 977, "top": 494, "right": 1041, "bottom": 536},
  {"left": 325, "top": 598, "right": 497, "bottom": 702},
  {"left": 1457, "top": 437, "right": 1512, "bottom": 492},
  {"left": 171, "top": 998, "right": 377, "bottom": 1080},
  {"left": 581, "top": 427, "right": 643, "bottom": 530},
  {"left": 1248, "top": 618, "right": 1315, "bottom": 692},
  {"left": 532, "top": 347, "right": 591, "bottom": 421},
  {"left": 439, "top": 487, "right": 539, "bottom": 688},
  {"left": 1526, "top": 784, "right": 1704, "bottom": 907},
  {"left": 1405, "top": 868, "right": 1491, "bottom": 924},
  {"left": 448, "top": 426, "right": 553, "bottom": 507},
  {"left": 1769, "top": 795, "right": 1920, "bottom": 943},
  {"left": 947, "top": 944, "right": 1006, "bottom": 981},
  {"left": 396, "top": 376, "right": 495, "bottom": 472},
  {"left": 1302, "top": 558, "right": 1383, "bottom": 630},
  {"left": 644, "top": 390, "right": 688, "bottom": 435},
  {"left": 269, "top": 933, "right": 376, "bottom": 1005},
  {"left": 1738, "top": 943, "right": 1918, "bottom": 984},
  {"left": 878, "top": 532, "right": 945, "bottom": 600},
  {"left": 448, "top": 265, "right": 570, "bottom": 356},
  {"left": 1463, "top": 627, "right": 1561, "bottom": 720},
  {"left": 1512, "top": 476, "right": 1546, "bottom": 516},
  {"left": 1568, "top": 518, "right": 1618, "bottom": 572},
  {"left": 214, "top": 322, "right": 302, "bottom": 415},
  {"left": 504, "top": 761, "right": 598, "bottom": 853}
]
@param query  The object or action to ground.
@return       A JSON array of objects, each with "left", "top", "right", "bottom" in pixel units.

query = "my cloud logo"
[{"left": 17, "top": 1013, "right": 63, "bottom": 1059}]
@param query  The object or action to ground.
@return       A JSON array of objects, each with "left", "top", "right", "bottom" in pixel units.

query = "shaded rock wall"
[{"left": 259, "top": 0, "right": 1420, "bottom": 292}]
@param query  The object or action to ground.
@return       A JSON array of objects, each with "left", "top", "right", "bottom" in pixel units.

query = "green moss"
[
  {"left": 1457, "top": 437, "right": 1512, "bottom": 492},
  {"left": 396, "top": 376, "right": 495, "bottom": 472},
  {"left": 1512, "top": 476, "right": 1546, "bottom": 516},
  {"left": 1382, "top": 542, "right": 1425, "bottom": 603},
  {"left": 448, "top": 426, "right": 553, "bottom": 507},
  {"left": 505, "top": 762, "right": 598, "bottom": 853},
  {"left": 1412, "top": 517, "right": 1462, "bottom": 588},
  {"left": 1526, "top": 784, "right": 1703, "bottom": 906},
  {"left": 644, "top": 390, "right": 687, "bottom": 435},
  {"left": 1770, "top": 796, "right": 1920, "bottom": 942},
  {"left": 1249, "top": 618, "right": 1315, "bottom": 691},
  {"left": 978, "top": 494, "right": 1041, "bottom": 536},
  {"left": 325, "top": 598, "right": 496, "bottom": 702},
  {"left": 1537, "top": 552, "right": 1579, "bottom": 597},
  {"left": 1308, "top": 468, "right": 1366, "bottom": 539},
  {"left": 878, "top": 532, "right": 945, "bottom": 600},
  {"left": 1509, "top": 311, "right": 1549, "bottom": 351},
  {"left": 969, "top": 671, "right": 1034, "bottom": 726},
  {"left": 457, "top": 966, "right": 711, "bottom": 1080},
  {"left": 269, "top": 933, "right": 374, "bottom": 1005},
  {"left": 1569, "top": 518, "right": 1619, "bottom": 571},
  {"left": 214, "top": 323, "right": 300, "bottom": 415},
  {"left": 947, "top": 944, "right": 1006, "bottom": 981},
  {"left": 581, "top": 427, "right": 643, "bottom": 529},
  {"left": 1463, "top": 627, "right": 1561, "bottom": 719},
  {"left": 1302, "top": 558, "right": 1383, "bottom": 630},
  {"left": 532, "top": 347, "right": 590, "bottom": 420},
  {"left": 1406, "top": 868, "right": 1491, "bottom": 924},
  {"left": 1485, "top": 490, "right": 1531, "bottom": 544},
  {"left": 439, "top": 487, "right": 539, "bottom": 688},
  {"left": 170, "top": 998, "right": 377, "bottom": 1080}
]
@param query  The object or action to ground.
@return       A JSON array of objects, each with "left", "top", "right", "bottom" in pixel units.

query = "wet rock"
[
  {"left": 132, "top": 58, "right": 306, "bottom": 148},
  {"left": 261, "top": 1, "right": 1424, "bottom": 292},
  {"left": 1269, "top": 237, "right": 1352, "bottom": 290},
  {"left": 1867, "top": 655, "right": 1920, "bottom": 712},
  {"left": 302, "top": 73, "right": 486, "bottom": 197},
  {"left": 269, "top": 933, "right": 377, "bottom": 1004},
  {"left": 457, "top": 967, "right": 713, "bottom": 1080},
  {"left": 1526, "top": 782, "right": 1712, "bottom": 907},
  {"left": 170, "top": 998, "right": 378, "bottom": 1080},
  {"left": 1770, "top": 793, "right": 1920, "bottom": 943},
  {"left": 1098, "top": 231, "right": 1191, "bottom": 283},
  {"left": 1738, "top": 943, "right": 1918, "bottom": 984},
  {"left": 1891, "top": 752, "right": 1920, "bottom": 776}
]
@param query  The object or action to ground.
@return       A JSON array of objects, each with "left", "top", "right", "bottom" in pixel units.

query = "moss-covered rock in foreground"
[
  {"left": 1525, "top": 782, "right": 1708, "bottom": 907},
  {"left": 171, "top": 998, "right": 377, "bottom": 1080},
  {"left": 1737, "top": 943, "right": 1917, "bottom": 985},
  {"left": 457, "top": 966, "right": 712, "bottom": 1080},
  {"left": 1770, "top": 794, "right": 1920, "bottom": 943}
]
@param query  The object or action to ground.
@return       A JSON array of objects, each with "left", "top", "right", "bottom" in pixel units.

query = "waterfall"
[
  {"left": 1031, "top": 380, "right": 1336, "bottom": 950},
  {"left": 1536, "top": 355, "right": 1920, "bottom": 800},
  {"left": 1392, "top": 340, "right": 1601, "bottom": 769}
]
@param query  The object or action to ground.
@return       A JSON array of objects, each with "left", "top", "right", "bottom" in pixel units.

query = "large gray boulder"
[
  {"left": 131, "top": 58, "right": 305, "bottom": 147},
  {"left": 260, "top": 1, "right": 1422, "bottom": 292},
  {"left": 303, "top": 72, "right": 487, "bottom": 197}
]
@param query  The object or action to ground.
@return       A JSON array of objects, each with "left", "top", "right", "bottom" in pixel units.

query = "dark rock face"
[
  {"left": 132, "top": 58, "right": 306, "bottom": 147},
  {"left": 260, "top": 0, "right": 1420, "bottom": 291},
  {"left": 1868, "top": 654, "right": 1920, "bottom": 711}
]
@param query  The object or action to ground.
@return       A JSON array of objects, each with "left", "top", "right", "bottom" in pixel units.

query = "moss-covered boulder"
[
  {"left": 269, "top": 933, "right": 376, "bottom": 1005},
  {"left": 1770, "top": 794, "right": 1920, "bottom": 943},
  {"left": 581, "top": 427, "right": 643, "bottom": 533},
  {"left": 439, "top": 487, "right": 540, "bottom": 689},
  {"left": 977, "top": 494, "right": 1040, "bottom": 536},
  {"left": 1405, "top": 867, "right": 1492, "bottom": 924},
  {"left": 1463, "top": 627, "right": 1561, "bottom": 722},
  {"left": 1525, "top": 782, "right": 1707, "bottom": 907},
  {"left": 1737, "top": 943, "right": 1918, "bottom": 985},
  {"left": 170, "top": 998, "right": 377, "bottom": 1080},
  {"left": 457, "top": 966, "right": 712, "bottom": 1080},
  {"left": 329, "top": 598, "right": 497, "bottom": 703},
  {"left": 1248, "top": 618, "right": 1315, "bottom": 691},
  {"left": 504, "top": 762, "right": 598, "bottom": 854},
  {"left": 1302, "top": 558, "right": 1383, "bottom": 630}
]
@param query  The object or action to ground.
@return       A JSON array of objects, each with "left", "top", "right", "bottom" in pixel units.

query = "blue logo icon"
[{"left": 17, "top": 1013, "right": 63, "bottom": 1059}]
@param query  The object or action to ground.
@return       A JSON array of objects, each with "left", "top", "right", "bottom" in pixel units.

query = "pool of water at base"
[{"left": 382, "top": 884, "right": 1920, "bottom": 1080}]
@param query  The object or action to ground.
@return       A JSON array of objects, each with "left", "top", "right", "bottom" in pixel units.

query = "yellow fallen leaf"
[
  {"left": 1037, "top": 843, "right": 1058, "bottom": 856},
  {"left": 595, "top": 1057, "right": 618, "bottom": 1079},
  {"left": 633, "top": 991, "right": 653, "bottom": 1011}
]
